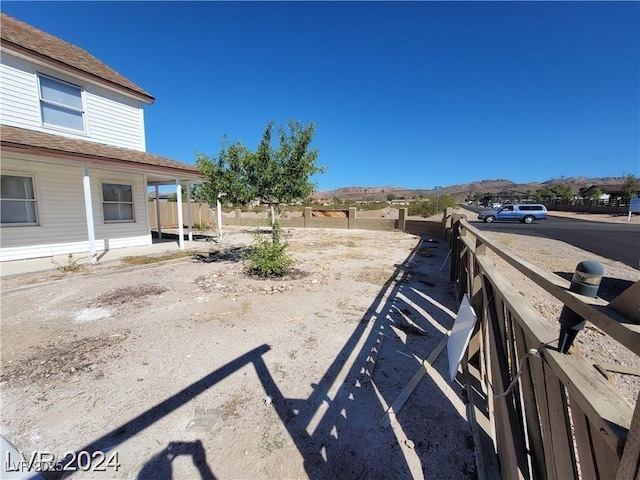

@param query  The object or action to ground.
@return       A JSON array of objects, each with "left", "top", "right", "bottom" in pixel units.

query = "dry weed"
[
  {"left": 1, "top": 332, "right": 128, "bottom": 385},
  {"left": 120, "top": 250, "right": 196, "bottom": 266},
  {"left": 93, "top": 284, "right": 168, "bottom": 307}
]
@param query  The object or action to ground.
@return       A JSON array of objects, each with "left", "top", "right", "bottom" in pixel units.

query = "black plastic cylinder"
[{"left": 569, "top": 261, "right": 604, "bottom": 298}]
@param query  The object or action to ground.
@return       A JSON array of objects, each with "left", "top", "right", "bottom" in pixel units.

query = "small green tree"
[
  {"left": 246, "top": 120, "right": 325, "bottom": 242},
  {"left": 194, "top": 138, "right": 254, "bottom": 238},
  {"left": 551, "top": 184, "right": 573, "bottom": 200},
  {"left": 196, "top": 120, "right": 324, "bottom": 277},
  {"left": 589, "top": 187, "right": 603, "bottom": 202},
  {"left": 621, "top": 173, "right": 639, "bottom": 201},
  {"left": 436, "top": 194, "right": 458, "bottom": 211},
  {"left": 166, "top": 189, "right": 188, "bottom": 203}
]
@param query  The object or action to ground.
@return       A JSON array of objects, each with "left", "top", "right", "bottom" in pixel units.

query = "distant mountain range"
[{"left": 313, "top": 177, "right": 627, "bottom": 202}]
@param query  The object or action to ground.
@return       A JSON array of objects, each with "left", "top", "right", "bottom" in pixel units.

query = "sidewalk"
[
  {"left": 0, "top": 238, "right": 207, "bottom": 278},
  {"left": 546, "top": 210, "right": 640, "bottom": 223}
]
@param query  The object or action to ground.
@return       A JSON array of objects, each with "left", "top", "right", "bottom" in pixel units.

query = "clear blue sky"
[{"left": 3, "top": 1, "right": 639, "bottom": 191}]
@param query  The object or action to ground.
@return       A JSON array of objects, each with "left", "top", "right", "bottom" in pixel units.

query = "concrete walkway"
[{"left": 0, "top": 239, "right": 207, "bottom": 278}]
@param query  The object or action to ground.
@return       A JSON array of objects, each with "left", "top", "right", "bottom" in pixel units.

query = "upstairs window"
[
  {"left": 102, "top": 183, "right": 134, "bottom": 222},
  {"left": 39, "top": 75, "right": 85, "bottom": 132},
  {"left": 0, "top": 174, "right": 38, "bottom": 225}
]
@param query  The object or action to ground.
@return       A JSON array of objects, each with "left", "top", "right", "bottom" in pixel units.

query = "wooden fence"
[
  {"left": 147, "top": 201, "right": 445, "bottom": 238},
  {"left": 543, "top": 198, "right": 633, "bottom": 215},
  {"left": 444, "top": 209, "right": 639, "bottom": 479}
]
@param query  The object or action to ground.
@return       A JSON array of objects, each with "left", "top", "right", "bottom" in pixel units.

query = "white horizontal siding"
[
  {"left": 85, "top": 85, "right": 145, "bottom": 151},
  {"left": 0, "top": 54, "right": 41, "bottom": 129},
  {"left": 0, "top": 53, "right": 146, "bottom": 151},
  {"left": 0, "top": 155, "right": 151, "bottom": 261},
  {"left": 0, "top": 236, "right": 150, "bottom": 262}
]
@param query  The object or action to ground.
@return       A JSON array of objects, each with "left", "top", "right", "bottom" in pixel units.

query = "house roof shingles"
[
  {"left": 1, "top": 125, "right": 201, "bottom": 179},
  {"left": 0, "top": 13, "right": 154, "bottom": 103},
  {"left": 581, "top": 184, "right": 628, "bottom": 196}
]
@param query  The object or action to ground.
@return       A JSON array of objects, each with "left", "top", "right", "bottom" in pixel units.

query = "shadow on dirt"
[
  {"left": 137, "top": 441, "right": 216, "bottom": 480},
  {"left": 43, "top": 236, "right": 475, "bottom": 479},
  {"left": 192, "top": 246, "right": 245, "bottom": 263}
]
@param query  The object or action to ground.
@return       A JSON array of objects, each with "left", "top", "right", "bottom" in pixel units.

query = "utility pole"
[{"left": 435, "top": 186, "right": 441, "bottom": 214}]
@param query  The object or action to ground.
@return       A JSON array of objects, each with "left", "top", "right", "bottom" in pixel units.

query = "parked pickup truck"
[{"left": 477, "top": 204, "right": 548, "bottom": 224}]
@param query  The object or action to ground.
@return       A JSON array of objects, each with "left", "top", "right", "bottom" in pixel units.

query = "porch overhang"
[{"left": 0, "top": 125, "right": 203, "bottom": 183}]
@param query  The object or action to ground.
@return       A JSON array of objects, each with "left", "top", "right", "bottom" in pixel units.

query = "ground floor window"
[
  {"left": 102, "top": 183, "right": 134, "bottom": 222},
  {"left": 0, "top": 174, "right": 38, "bottom": 225}
]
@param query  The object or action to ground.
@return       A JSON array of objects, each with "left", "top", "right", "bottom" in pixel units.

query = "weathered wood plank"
[
  {"left": 461, "top": 219, "right": 640, "bottom": 355},
  {"left": 451, "top": 217, "right": 637, "bottom": 480},
  {"left": 477, "top": 256, "right": 633, "bottom": 456},
  {"left": 513, "top": 322, "right": 547, "bottom": 480},
  {"left": 595, "top": 362, "right": 640, "bottom": 377},
  {"left": 589, "top": 408, "right": 621, "bottom": 480},
  {"left": 464, "top": 360, "right": 502, "bottom": 480},
  {"left": 617, "top": 399, "right": 640, "bottom": 480},
  {"left": 571, "top": 399, "right": 599, "bottom": 480},
  {"left": 608, "top": 280, "right": 640, "bottom": 324},
  {"left": 542, "top": 363, "right": 578, "bottom": 479},
  {"left": 528, "top": 352, "right": 559, "bottom": 480},
  {"left": 483, "top": 278, "right": 530, "bottom": 479}
]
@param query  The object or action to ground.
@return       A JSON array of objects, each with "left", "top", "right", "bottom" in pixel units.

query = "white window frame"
[
  {"left": 0, "top": 173, "right": 39, "bottom": 226},
  {"left": 101, "top": 182, "right": 135, "bottom": 224},
  {"left": 38, "top": 73, "right": 86, "bottom": 133}
]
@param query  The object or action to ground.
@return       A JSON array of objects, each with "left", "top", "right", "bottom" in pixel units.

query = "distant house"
[
  {"left": 0, "top": 14, "right": 202, "bottom": 262},
  {"left": 148, "top": 191, "right": 175, "bottom": 202},
  {"left": 580, "top": 184, "right": 635, "bottom": 201},
  {"left": 480, "top": 190, "right": 533, "bottom": 205}
]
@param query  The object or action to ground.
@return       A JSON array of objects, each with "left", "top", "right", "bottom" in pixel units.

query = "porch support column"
[
  {"left": 176, "top": 180, "right": 184, "bottom": 250},
  {"left": 186, "top": 183, "right": 193, "bottom": 241},
  {"left": 154, "top": 185, "right": 162, "bottom": 239},
  {"left": 82, "top": 165, "right": 97, "bottom": 262}
]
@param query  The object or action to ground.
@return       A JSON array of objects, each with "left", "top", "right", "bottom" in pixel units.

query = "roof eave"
[
  {"left": 1, "top": 42, "right": 155, "bottom": 104},
  {"left": 1, "top": 142, "right": 202, "bottom": 180}
]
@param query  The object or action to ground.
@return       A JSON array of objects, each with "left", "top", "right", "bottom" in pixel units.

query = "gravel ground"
[
  {"left": 1, "top": 228, "right": 475, "bottom": 479},
  {"left": 1, "top": 210, "right": 637, "bottom": 479}
]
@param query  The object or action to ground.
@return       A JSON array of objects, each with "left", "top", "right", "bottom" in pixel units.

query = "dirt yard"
[{"left": 1, "top": 227, "right": 476, "bottom": 479}]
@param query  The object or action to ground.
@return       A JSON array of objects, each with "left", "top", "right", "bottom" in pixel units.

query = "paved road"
[{"left": 463, "top": 206, "right": 640, "bottom": 269}]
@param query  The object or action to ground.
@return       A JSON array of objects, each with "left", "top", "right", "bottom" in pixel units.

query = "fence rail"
[
  {"left": 147, "top": 202, "right": 443, "bottom": 237},
  {"left": 444, "top": 209, "right": 639, "bottom": 479},
  {"left": 543, "top": 198, "right": 633, "bottom": 215}
]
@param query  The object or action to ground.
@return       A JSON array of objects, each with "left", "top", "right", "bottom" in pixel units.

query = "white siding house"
[
  {"left": 0, "top": 14, "right": 202, "bottom": 262},
  {"left": 0, "top": 53, "right": 147, "bottom": 151}
]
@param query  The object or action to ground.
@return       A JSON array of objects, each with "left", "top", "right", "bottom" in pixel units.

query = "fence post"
[
  {"left": 398, "top": 207, "right": 407, "bottom": 231},
  {"left": 348, "top": 207, "right": 357, "bottom": 229},
  {"left": 449, "top": 214, "right": 464, "bottom": 282},
  {"left": 235, "top": 209, "right": 241, "bottom": 226},
  {"left": 304, "top": 207, "right": 312, "bottom": 228},
  {"left": 443, "top": 207, "right": 454, "bottom": 241}
]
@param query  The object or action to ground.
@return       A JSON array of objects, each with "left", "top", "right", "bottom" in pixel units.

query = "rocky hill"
[{"left": 313, "top": 177, "right": 627, "bottom": 202}]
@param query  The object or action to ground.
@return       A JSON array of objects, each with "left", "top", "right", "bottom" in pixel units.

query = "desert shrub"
[
  {"left": 193, "top": 221, "right": 209, "bottom": 231},
  {"left": 408, "top": 195, "right": 458, "bottom": 217},
  {"left": 358, "top": 202, "right": 386, "bottom": 211},
  {"left": 244, "top": 235, "right": 294, "bottom": 277},
  {"left": 408, "top": 201, "right": 435, "bottom": 217},
  {"left": 52, "top": 253, "right": 82, "bottom": 272},
  {"left": 244, "top": 222, "right": 293, "bottom": 277}
]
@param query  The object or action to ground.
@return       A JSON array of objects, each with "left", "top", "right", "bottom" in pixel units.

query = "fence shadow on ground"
[{"left": 43, "top": 236, "right": 474, "bottom": 479}]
